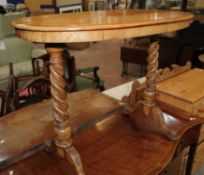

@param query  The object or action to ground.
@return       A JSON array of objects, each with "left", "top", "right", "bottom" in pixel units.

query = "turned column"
[
  {"left": 143, "top": 41, "right": 176, "bottom": 140},
  {"left": 47, "top": 44, "right": 85, "bottom": 175},
  {"left": 143, "top": 41, "right": 158, "bottom": 115},
  {"left": 126, "top": 41, "right": 177, "bottom": 140}
]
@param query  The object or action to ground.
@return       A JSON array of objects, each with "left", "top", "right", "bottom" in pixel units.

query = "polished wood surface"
[
  {"left": 158, "top": 69, "right": 204, "bottom": 103},
  {"left": 157, "top": 69, "right": 204, "bottom": 118},
  {"left": 0, "top": 89, "right": 122, "bottom": 166},
  {"left": 12, "top": 9, "right": 193, "bottom": 42},
  {"left": 1, "top": 114, "right": 202, "bottom": 175},
  {"left": 10, "top": 9, "right": 200, "bottom": 175}
]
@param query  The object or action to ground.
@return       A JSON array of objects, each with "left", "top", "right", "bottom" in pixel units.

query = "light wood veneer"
[{"left": 12, "top": 9, "right": 193, "bottom": 42}]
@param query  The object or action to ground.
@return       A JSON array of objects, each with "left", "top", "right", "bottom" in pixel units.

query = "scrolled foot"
[
  {"left": 65, "top": 146, "right": 86, "bottom": 175},
  {"left": 152, "top": 106, "right": 177, "bottom": 141}
]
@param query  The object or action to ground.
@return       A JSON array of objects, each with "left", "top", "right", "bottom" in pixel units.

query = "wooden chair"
[
  {"left": 64, "top": 54, "right": 105, "bottom": 92},
  {"left": 121, "top": 45, "right": 148, "bottom": 76},
  {"left": 35, "top": 50, "right": 105, "bottom": 92},
  {"left": 0, "top": 63, "right": 14, "bottom": 117},
  {"left": 6, "top": 58, "right": 50, "bottom": 109},
  {"left": 13, "top": 74, "right": 50, "bottom": 109},
  {"left": 121, "top": 19, "right": 204, "bottom": 76},
  {"left": 120, "top": 37, "right": 149, "bottom": 76}
]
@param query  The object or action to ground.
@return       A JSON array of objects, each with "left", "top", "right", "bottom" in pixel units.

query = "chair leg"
[
  {"left": 140, "top": 65, "right": 146, "bottom": 76},
  {"left": 185, "top": 142, "right": 197, "bottom": 175},
  {"left": 99, "top": 85, "right": 105, "bottom": 91},
  {"left": 140, "top": 65, "right": 143, "bottom": 76},
  {"left": 121, "top": 62, "right": 128, "bottom": 76}
]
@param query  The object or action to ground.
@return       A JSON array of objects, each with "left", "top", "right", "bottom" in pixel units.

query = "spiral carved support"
[
  {"left": 127, "top": 41, "right": 177, "bottom": 140},
  {"left": 143, "top": 42, "right": 158, "bottom": 115},
  {"left": 143, "top": 41, "right": 177, "bottom": 140},
  {"left": 47, "top": 46, "right": 85, "bottom": 175}
]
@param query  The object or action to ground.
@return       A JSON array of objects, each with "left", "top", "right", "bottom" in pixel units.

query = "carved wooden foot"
[
  {"left": 149, "top": 106, "right": 177, "bottom": 140},
  {"left": 65, "top": 146, "right": 86, "bottom": 175},
  {"left": 128, "top": 96, "right": 177, "bottom": 140},
  {"left": 47, "top": 44, "right": 85, "bottom": 175}
]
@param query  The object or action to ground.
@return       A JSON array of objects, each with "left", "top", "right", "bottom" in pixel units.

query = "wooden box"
[{"left": 157, "top": 68, "right": 204, "bottom": 118}]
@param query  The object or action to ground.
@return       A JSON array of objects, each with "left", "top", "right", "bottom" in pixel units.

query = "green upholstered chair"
[{"left": 0, "top": 12, "right": 46, "bottom": 90}]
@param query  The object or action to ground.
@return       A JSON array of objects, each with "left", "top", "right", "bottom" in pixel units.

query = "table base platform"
[
  {"left": 1, "top": 113, "right": 202, "bottom": 175},
  {"left": 0, "top": 89, "right": 123, "bottom": 168}
]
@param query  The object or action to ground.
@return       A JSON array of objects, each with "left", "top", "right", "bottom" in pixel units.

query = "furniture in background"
[
  {"left": 112, "top": 0, "right": 127, "bottom": 9},
  {"left": 35, "top": 50, "right": 105, "bottom": 92},
  {"left": 197, "top": 53, "right": 204, "bottom": 67},
  {"left": 0, "top": 11, "right": 47, "bottom": 90},
  {"left": 7, "top": 0, "right": 24, "bottom": 5},
  {"left": 120, "top": 37, "right": 149, "bottom": 76},
  {"left": 88, "top": 0, "right": 108, "bottom": 10},
  {"left": 0, "top": 11, "right": 48, "bottom": 112},
  {"left": 13, "top": 74, "right": 50, "bottom": 109},
  {"left": 121, "top": 45, "right": 147, "bottom": 76},
  {"left": 40, "top": 0, "right": 83, "bottom": 13},
  {"left": 120, "top": 18, "right": 204, "bottom": 75},
  {"left": 64, "top": 55, "right": 105, "bottom": 92},
  {"left": 11, "top": 50, "right": 104, "bottom": 110},
  {"left": 159, "top": 19, "right": 204, "bottom": 67},
  {"left": 128, "top": 0, "right": 204, "bottom": 11},
  {"left": 0, "top": 63, "right": 14, "bottom": 117},
  {"left": 24, "top": 0, "right": 53, "bottom": 15}
]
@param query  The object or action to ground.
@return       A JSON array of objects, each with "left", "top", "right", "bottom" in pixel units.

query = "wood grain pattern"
[
  {"left": 12, "top": 9, "right": 193, "bottom": 43},
  {"left": 0, "top": 89, "right": 122, "bottom": 166},
  {"left": 157, "top": 69, "right": 204, "bottom": 118},
  {"left": 158, "top": 69, "right": 204, "bottom": 103},
  {"left": 47, "top": 46, "right": 85, "bottom": 175},
  {"left": 1, "top": 114, "right": 203, "bottom": 175},
  {"left": 9, "top": 9, "right": 198, "bottom": 175},
  {"left": 143, "top": 41, "right": 158, "bottom": 115},
  {"left": 127, "top": 42, "right": 178, "bottom": 140}
]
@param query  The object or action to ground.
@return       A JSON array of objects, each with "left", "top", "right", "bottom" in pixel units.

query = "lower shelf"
[
  {"left": 1, "top": 115, "right": 180, "bottom": 175},
  {"left": 1, "top": 113, "right": 201, "bottom": 175},
  {"left": 0, "top": 89, "right": 123, "bottom": 167}
]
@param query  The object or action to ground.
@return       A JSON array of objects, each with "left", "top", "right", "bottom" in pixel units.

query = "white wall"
[{"left": 0, "top": 0, "right": 7, "bottom": 6}]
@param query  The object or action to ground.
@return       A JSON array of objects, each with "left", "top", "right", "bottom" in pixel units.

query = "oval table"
[{"left": 8, "top": 9, "right": 203, "bottom": 175}]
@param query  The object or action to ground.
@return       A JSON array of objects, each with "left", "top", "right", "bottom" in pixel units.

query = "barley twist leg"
[
  {"left": 47, "top": 46, "right": 85, "bottom": 175},
  {"left": 143, "top": 42, "right": 177, "bottom": 140},
  {"left": 143, "top": 41, "right": 158, "bottom": 115}
]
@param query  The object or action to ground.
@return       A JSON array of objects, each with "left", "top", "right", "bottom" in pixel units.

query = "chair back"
[
  {"left": 0, "top": 11, "right": 25, "bottom": 39},
  {"left": 27, "top": 78, "right": 50, "bottom": 99},
  {"left": 0, "top": 37, "right": 34, "bottom": 66},
  {"left": 16, "top": 76, "right": 50, "bottom": 108}
]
